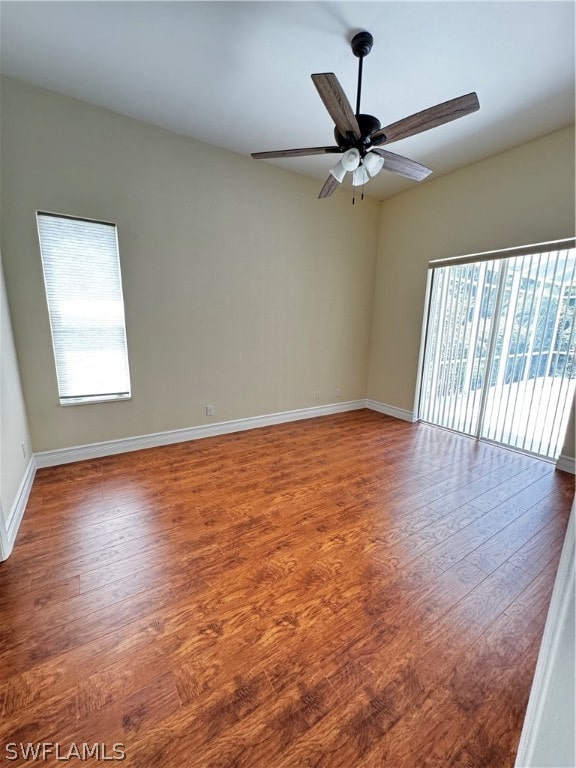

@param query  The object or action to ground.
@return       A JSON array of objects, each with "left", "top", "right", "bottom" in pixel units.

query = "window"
[{"left": 36, "top": 212, "right": 131, "bottom": 405}]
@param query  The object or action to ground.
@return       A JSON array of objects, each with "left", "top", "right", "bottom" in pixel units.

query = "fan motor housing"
[{"left": 334, "top": 113, "right": 381, "bottom": 149}]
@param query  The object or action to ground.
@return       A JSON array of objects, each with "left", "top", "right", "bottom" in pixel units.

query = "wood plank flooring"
[{"left": 0, "top": 410, "right": 573, "bottom": 767}]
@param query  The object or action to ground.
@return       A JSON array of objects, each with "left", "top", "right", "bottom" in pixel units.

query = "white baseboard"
[
  {"left": 365, "top": 399, "right": 418, "bottom": 422},
  {"left": 0, "top": 456, "right": 37, "bottom": 561},
  {"left": 0, "top": 502, "right": 9, "bottom": 562},
  {"left": 555, "top": 453, "right": 576, "bottom": 475},
  {"left": 514, "top": 502, "right": 575, "bottom": 767},
  {"left": 35, "top": 400, "right": 367, "bottom": 468}
]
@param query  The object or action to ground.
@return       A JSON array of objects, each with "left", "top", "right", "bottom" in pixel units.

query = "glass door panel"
[{"left": 419, "top": 246, "right": 576, "bottom": 460}]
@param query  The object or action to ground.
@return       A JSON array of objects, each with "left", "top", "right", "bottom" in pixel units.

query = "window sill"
[{"left": 59, "top": 394, "right": 132, "bottom": 407}]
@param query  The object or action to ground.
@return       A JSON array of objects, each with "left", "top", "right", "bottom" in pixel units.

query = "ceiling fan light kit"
[
  {"left": 362, "top": 151, "right": 385, "bottom": 177},
  {"left": 340, "top": 148, "right": 361, "bottom": 171},
  {"left": 329, "top": 161, "right": 347, "bottom": 183},
  {"left": 252, "top": 31, "right": 480, "bottom": 200},
  {"left": 352, "top": 165, "right": 370, "bottom": 187}
]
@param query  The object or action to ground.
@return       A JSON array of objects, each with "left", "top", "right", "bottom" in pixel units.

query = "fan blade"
[
  {"left": 372, "top": 92, "right": 480, "bottom": 144},
  {"left": 251, "top": 146, "right": 341, "bottom": 159},
  {"left": 370, "top": 148, "right": 433, "bottom": 182},
  {"left": 318, "top": 174, "right": 340, "bottom": 199},
  {"left": 311, "top": 73, "right": 361, "bottom": 140}
]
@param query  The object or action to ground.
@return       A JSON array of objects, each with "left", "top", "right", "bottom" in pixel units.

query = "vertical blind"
[
  {"left": 36, "top": 212, "right": 131, "bottom": 403},
  {"left": 419, "top": 241, "right": 576, "bottom": 460},
  {"left": 419, "top": 259, "right": 500, "bottom": 438}
]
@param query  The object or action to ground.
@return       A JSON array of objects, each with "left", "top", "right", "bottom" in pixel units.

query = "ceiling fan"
[{"left": 252, "top": 31, "right": 479, "bottom": 199}]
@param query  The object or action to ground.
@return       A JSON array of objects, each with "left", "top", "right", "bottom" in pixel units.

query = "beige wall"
[
  {"left": 0, "top": 77, "right": 380, "bottom": 452},
  {"left": 367, "top": 126, "right": 576, "bottom": 413},
  {"left": 0, "top": 255, "right": 32, "bottom": 557},
  {"left": 2, "top": 76, "right": 574, "bottom": 458}
]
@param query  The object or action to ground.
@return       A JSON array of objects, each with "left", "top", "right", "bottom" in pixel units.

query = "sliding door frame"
[{"left": 416, "top": 237, "right": 576, "bottom": 459}]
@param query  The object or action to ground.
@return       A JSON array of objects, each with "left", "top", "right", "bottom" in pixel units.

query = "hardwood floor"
[{"left": 0, "top": 410, "right": 573, "bottom": 767}]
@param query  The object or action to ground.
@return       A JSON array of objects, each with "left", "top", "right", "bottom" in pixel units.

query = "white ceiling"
[{"left": 1, "top": 1, "right": 574, "bottom": 200}]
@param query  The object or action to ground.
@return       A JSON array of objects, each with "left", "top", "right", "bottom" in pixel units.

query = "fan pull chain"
[{"left": 351, "top": 182, "right": 365, "bottom": 205}]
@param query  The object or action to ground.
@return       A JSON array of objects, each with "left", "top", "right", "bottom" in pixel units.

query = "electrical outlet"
[
  {"left": 206, "top": 405, "right": 214, "bottom": 416},
  {"left": 336, "top": 388, "right": 342, "bottom": 398},
  {"left": 21, "top": 442, "right": 27, "bottom": 458},
  {"left": 315, "top": 391, "right": 320, "bottom": 400}
]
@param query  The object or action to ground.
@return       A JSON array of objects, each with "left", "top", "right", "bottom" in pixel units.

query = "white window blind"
[
  {"left": 419, "top": 241, "right": 576, "bottom": 460},
  {"left": 36, "top": 212, "right": 131, "bottom": 405}
]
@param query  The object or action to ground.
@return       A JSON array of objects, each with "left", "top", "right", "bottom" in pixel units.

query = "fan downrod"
[{"left": 350, "top": 31, "right": 375, "bottom": 130}]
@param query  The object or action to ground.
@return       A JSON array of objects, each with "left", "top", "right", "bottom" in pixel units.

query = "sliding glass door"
[{"left": 419, "top": 241, "right": 576, "bottom": 460}]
